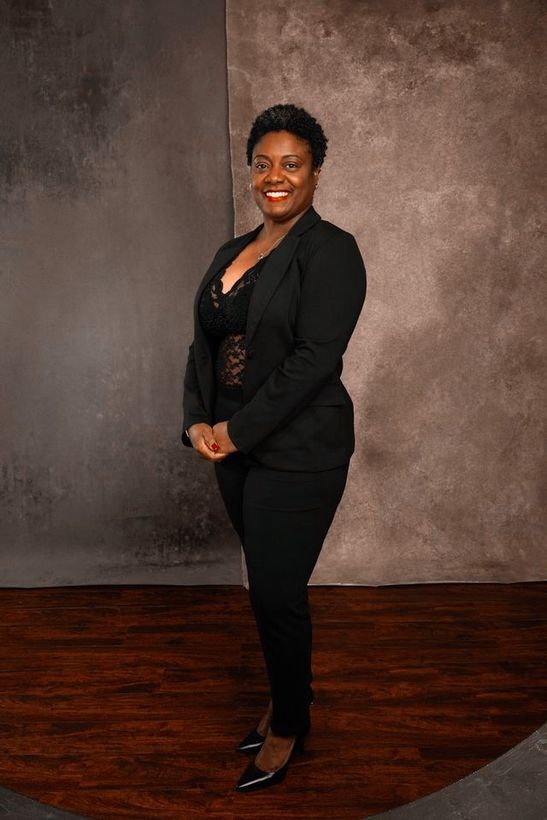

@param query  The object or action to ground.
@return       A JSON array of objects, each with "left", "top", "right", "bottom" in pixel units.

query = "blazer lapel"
[
  {"left": 193, "top": 204, "right": 322, "bottom": 368},
  {"left": 246, "top": 205, "right": 321, "bottom": 346}
]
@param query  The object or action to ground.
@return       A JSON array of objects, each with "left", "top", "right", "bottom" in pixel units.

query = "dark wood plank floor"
[{"left": 0, "top": 583, "right": 545, "bottom": 819}]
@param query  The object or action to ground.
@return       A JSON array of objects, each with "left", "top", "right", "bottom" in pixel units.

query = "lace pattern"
[{"left": 198, "top": 256, "right": 266, "bottom": 388}]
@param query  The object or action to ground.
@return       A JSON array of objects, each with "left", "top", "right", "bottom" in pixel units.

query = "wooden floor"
[{"left": 0, "top": 582, "right": 545, "bottom": 819}]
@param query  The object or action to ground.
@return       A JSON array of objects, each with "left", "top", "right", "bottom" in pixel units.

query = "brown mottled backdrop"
[
  {"left": 0, "top": 0, "right": 239, "bottom": 584},
  {"left": 227, "top": 0, "right": 546, "bottom": 583}
]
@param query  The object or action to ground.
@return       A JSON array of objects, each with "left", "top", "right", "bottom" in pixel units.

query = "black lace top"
[{"left": 198, "top": 256, "right": 267, "bottom": 389}]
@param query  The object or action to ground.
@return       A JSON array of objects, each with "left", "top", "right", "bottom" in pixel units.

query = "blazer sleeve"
[
  {"left": 181, "top": 340, "right": 210, "bottom": 447},
  {"left": 226, "top": 231, "right": 366, "bottom": 453}
]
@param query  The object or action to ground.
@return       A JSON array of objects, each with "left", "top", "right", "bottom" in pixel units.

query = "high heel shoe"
[
  {"left": 235, "top": 692, "right": 314, "bottom": 753},
  {"left": 235, "top": 726, "right": 266, "bottom": 753},
  {"left": 234, "top": 728, "right": 308, "bottom": 792}
]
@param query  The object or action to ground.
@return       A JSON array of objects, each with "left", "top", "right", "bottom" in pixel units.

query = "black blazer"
[{"left": 181, "top": 204, "right": 367, "bottom": 471}]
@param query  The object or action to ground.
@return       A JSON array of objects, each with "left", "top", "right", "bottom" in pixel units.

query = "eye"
[
  {"left": 254, "top": 162, "right": 268, "bottom": 171},
  {"left": 286, "top": 162, "right": 298, "bottom": 170}
]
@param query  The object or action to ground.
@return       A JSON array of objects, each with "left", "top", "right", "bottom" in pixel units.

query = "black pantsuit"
[
  {"left": 213, "top": 384, "right": 350, "bottom": 736},
  {"left": 181, "top": 205, "right": 367, "bottom": 740}
]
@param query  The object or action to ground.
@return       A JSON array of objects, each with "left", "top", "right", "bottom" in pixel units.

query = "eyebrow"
[{"left": 253, "top": 153, "right": 303, "bottom": 160}]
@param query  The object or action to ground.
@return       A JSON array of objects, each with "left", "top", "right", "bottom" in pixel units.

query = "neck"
[{"left": 259, "top": 204, "right": 312, "bottom": 243}]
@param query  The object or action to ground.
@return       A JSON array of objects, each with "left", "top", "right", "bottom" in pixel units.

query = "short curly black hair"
[{"left": 246, "top": 103, "right": 328, "bottom": 169}]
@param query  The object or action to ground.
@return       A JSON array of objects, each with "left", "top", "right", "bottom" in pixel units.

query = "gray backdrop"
[
  {"left": 1, "top": 0, "right": 545, "bottom": 586},
  {"left": 0, "top": 0, "right": 239, "bottom": 585}
]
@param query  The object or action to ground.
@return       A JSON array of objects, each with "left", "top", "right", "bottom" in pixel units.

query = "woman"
[{"left": 181, "top": 103, "right": 367, "bottom": 792}]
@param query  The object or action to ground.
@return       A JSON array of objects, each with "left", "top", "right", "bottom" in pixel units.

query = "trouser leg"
[
  {"left": 241, "top": 462, "right": 350, "bottom": 736},
  {"left": 211, "top": 385, "right": 350, "bottom": 737}
]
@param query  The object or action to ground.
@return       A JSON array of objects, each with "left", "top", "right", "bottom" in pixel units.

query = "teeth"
[{"left": 266, "top": 191, "right": 289, "bottom": 198}]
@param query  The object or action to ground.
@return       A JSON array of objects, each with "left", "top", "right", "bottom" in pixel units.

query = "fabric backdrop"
[
  {"left": 1, "top": 0, "right": 544, "bottom": 586},
  {"left": 227, "top": 0, "right": 546, "bottom": 584},
  {"left": 0, "top": 0, "right": 237, "bottom": 585}
]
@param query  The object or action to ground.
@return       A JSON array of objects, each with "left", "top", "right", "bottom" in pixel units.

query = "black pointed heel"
[
  {"left": 234, "top": 728, "right": 308, "bottom": 792},
  {"left": 235, "top": 693, "right": 314, "bottom": 754}
]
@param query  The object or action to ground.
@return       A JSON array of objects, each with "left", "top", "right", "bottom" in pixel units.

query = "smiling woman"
[
  {"left": 249, "top": 121, "right": 324, "bottom": 222},
  {"left": 181, "top": 102, "right": 367, "bottom": 794},
  {"left": 251, "top": 131, "right": 318, "bottom": 217}
]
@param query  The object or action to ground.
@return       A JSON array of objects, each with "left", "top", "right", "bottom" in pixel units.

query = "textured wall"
[
  {"left": 0, "top": 0, "right": 239, "bottom": 585},
  {"left": 227, "top": 0, "right": 547, "bottom": 583}
]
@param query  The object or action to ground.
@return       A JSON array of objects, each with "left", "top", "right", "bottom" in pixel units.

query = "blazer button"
[{"left": 246, "top": 347, "right": 255, "bottom": 359}]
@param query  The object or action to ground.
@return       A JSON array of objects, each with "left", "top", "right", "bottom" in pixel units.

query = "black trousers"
[{"left": 213, "top": 383, "right": 350, "bottom": 736}]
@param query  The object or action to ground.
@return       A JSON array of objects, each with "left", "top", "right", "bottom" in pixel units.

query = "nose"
[{"left": 264, "top": 164, "right": 285, "bottom": 184}]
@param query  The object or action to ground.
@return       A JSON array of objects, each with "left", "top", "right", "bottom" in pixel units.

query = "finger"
[
  {"left": 196, "top": 445, "right": 228, "bottom": 461},
  {"left": 201, "top": 433, "right": 220, "bottom": 452},
  {"left": 200, "top": 452, "right": 228, "bottom": 462}
]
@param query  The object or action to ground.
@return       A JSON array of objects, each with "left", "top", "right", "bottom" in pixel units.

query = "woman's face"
[{"left": 250, "top": 129, "right": 320, "bottom": 222}]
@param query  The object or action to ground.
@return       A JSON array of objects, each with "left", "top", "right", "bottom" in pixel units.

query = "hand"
[
  {"left": 187, "top": 423, "right": 229, "bottom": 462},
  {"left": 212, "top": 420, "right": 239, "bottom": 455}
]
